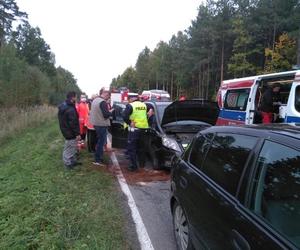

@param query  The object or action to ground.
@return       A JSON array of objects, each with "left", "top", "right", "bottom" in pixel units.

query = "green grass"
[{"left": 0, "top": 119, "right": 128, "bottom": 249}]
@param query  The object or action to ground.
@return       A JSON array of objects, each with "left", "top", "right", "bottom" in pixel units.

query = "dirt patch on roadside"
[
  {"left": 120, "top": 167, "right": 170, "bottom": 185},
  {"left": 106, "top": 150, "right": 170, "bottom": 185}
]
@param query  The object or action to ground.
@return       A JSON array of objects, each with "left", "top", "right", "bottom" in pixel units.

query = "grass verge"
[
  {"left": 0, "top": 119, "right": 128, "bottom": 249},
  {"left": 0, "top": 105, "right": 57, "bottom": 144}
]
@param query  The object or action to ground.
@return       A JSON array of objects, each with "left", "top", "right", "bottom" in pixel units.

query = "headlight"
[
  {"left": 182, "top": 143, "right": 188, "bottom": 149},
  {"left": 162, "top": 136, "right": 181, "bottom": 152}
]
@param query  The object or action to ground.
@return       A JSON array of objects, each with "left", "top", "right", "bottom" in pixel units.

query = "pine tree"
[
  {"left": 0, "top": 0, "right": 27, "bottom": 47},
  {"left": 228, "top": 18, "right": 259, "bottom": 77}
]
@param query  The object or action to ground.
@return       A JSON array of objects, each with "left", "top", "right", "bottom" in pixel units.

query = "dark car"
[
  {"left": 111, "top": 100, "right": 219, "bottom": 169},
  {"left": 170, "top": 124, "right": 300, "bottom": 250}
]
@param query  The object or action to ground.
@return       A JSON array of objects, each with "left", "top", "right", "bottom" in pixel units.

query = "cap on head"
[
  {"left": 128, "top": 92, "right": 139, "bottom": 101},
  {"left": 80, "top": 94, "right": 87, "bottom": 102}
]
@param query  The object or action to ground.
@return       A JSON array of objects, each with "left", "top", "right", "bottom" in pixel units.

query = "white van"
[
  {"left": 141, "top": 89, "right": 171, "bottom": 101},
  {"left": 216, "top": 70, "right": 300, "bottom": 125}
]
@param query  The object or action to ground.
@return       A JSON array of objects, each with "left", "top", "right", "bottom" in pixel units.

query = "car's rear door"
[
  {"left": 177, "top": 132, "right": 259, "bottom": 248},
  {"left": 111, "top": 102, "right": 128, "bottom": 148},
  {"left": 235, "top": 139, "right": 300, "bottom": 249}
]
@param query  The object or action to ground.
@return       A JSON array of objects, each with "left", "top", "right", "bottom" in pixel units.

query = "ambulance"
[{"left": 216, "top": 70, "right": 300, "bottom": 125}]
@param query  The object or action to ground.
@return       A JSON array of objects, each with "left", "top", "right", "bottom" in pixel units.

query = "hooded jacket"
[{"left": 58, "top": 99, "right": 80, "bottom": 139}]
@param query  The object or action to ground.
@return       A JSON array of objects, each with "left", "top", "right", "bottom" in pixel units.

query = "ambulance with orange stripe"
[{"left": 216, "top": 70, "right": 300, "bottom": 125}]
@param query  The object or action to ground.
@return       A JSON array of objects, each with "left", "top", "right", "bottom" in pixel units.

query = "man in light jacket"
[{"left": 89, "top": 89, "right": 113, "bottom": 166}]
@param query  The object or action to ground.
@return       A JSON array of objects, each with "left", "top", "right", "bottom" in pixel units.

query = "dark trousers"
[
  {"left": 127, "top": 129, "right": 146, "bottom": 169},
  {"left": 94, "top": 126, "right": 107, "bottom": 162}
]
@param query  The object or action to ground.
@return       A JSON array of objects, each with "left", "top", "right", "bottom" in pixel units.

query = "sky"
[{"left": 16, "top": 0, "right": 202, "bottom": 96}]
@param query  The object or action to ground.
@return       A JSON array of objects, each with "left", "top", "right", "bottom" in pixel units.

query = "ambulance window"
[
  {"left": 295, "top": 86, "right": 300, "bottom": 113},
  {"left": 224, "top": 89, "right": 250, "bottom": 111}
]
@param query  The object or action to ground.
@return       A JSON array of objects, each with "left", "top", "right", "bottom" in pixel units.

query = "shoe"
[
  {"left": 73, "top": 162, "right": 82, "bottom": 166},
  {"left": 64, "top": 164, "right": 74, "bottom": 170},
  {"left": 128, "top": 166, "right": 137, "bottom": 172},
  {"left": 92, "top": 161, "right": 105, "bottom": 167}
]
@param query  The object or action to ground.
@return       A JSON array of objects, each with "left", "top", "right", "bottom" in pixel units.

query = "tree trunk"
[
  {"left": 166, "top": 80, "right": 169, "bottom": 94},
  {"left": 171, "top": 72, "right": 174, "bottom": 100},
  {"left": 272, "top": 23, "right": 277, "bottom": 51},
  {"left": 198, "top": 70, "right": 201, "bottom": 98},
  {"left": 220, "top": 36, "right": 224, "bottom": 83},
  {"left": 201, "top": 70, "right": 204, "bottom": 99},
  {"left": 206, "top": 62, "right": 210, "bottom": 100},
  {"left": 297, "top": 37, "right": 300, "bottom": 66}
]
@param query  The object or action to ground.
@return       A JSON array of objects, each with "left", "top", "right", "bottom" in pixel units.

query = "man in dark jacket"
[
  {"left": 58, "top": 91, "right": 81, "bottom": 169},
  {"left": 260, "top": 83, "right": 281, "bottom": 123}
]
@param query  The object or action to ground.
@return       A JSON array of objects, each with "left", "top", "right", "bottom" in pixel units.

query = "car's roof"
[
  {"left": 149, "top": 89, "right": 169, "bottom": 93},
  {"left": 204, "top": 124, "right": 300, "bottom": 146},
  {"left": 145, "top": 101, "right": 172, "bottom": 106}
]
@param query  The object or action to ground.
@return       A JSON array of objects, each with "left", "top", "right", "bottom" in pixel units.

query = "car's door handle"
[
  {"left": 179, "top": 176, "right": 188, "bottom": 189},
  {"left": 231, "top": 229, "right": 250, "bottom": 250}
]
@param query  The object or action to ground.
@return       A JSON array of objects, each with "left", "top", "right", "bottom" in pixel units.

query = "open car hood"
[{"left": 161, "top": 100, "right": 219, "bottom": 126}]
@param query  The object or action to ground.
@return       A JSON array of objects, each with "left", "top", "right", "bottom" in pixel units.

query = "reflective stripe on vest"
[{"left": 129, "top": 101, "right": 149, "bottom": 129}]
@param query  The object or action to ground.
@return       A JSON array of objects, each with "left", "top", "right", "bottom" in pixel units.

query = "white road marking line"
[{"left": 109, "top": 146, "right": 154, "bottom": 250}]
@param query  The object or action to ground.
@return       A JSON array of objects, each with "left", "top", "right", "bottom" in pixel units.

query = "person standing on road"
[
  {"left": 104, "top": 97, "right": 113, "bottom": 152},
  {"left": 58, "top": 91, "right": 81, "bottom": 169},
  {"left": 259, "top": 83, "right": 281, "bottom": 123},
  {"left": 123, "top": 94, "right": 150, "bottom": 171},
  {"left": 90, "top": 89, "right": 113, "bottom": 166}
]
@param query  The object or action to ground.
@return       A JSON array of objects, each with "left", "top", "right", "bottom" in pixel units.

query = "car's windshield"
[{"left": 150, "top": 102, "right": 170, "bottom": 124}]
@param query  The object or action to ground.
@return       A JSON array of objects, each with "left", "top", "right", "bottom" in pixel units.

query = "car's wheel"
[
  {"left": 173, "top": 201, "right": 194, "bottom": 250},
  {"left": 87, "top": 129, "right": 96, "bottom": 152}
]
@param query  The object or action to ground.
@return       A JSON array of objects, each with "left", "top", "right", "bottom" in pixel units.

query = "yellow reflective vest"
[{"left": 129, "top": 101, "right": 149, "bottom": 129}]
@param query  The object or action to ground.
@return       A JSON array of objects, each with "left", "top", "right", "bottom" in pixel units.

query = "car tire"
[
  {"left": 87, "top": 129, "right": 96, "bottom": 152},
  {"left": 173, "top": 201, "right": 194, "bottom": 250}
]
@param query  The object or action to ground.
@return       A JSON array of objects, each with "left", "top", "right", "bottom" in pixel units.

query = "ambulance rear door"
[{"left": 284, "top": 80, "right": 300, "bottom": 123}]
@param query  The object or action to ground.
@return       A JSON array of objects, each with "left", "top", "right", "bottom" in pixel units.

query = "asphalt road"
[
  {"left": 112, "top": 149, "right": 177, "bottom": 250},
  {"left": 128, "top": 181, "right": 177, "bottom": 250}
]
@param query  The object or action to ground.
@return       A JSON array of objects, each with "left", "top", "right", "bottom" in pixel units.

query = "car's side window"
[
  {"left": 251, "top": 141, "right": 300, "bottom": 248},
  {"left": 202, "top": 133, "right": 257, "bottom": 195},
  {"left": 189, "top": 133, "right": 213, "bottom": 169}
]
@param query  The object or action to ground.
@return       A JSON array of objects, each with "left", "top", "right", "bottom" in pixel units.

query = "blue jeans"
[{"left": 94, "top": 126, "right": 107, "bottom": 162}]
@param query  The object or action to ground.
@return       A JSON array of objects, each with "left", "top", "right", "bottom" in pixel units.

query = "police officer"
[{"left": 123, "top": 94, "right": 149, "bottom": 171}]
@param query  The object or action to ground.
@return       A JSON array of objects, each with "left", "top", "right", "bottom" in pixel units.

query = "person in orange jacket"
[
  {"left": 76, "top": 95, "right": 89, "bottom": 143},
  {"left": 179, "top": 94, "right": 186, "bottom": 101}
]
